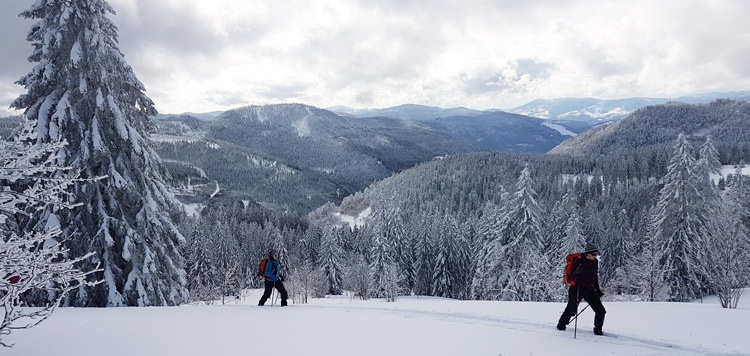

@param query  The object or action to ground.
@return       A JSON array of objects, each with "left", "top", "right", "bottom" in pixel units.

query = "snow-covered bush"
[
  {"left": 288, "top": 264, "right": 328, "bottom": 304},
  {"left": 1, "top": 136, "right": 98, "bottom": 347}
]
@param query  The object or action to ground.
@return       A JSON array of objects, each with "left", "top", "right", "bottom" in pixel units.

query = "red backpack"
[
  {"left": 257, "top": 257, "right": 268, "bottom": 278},
  {"left": 563, "top": 253, "right": 582, "bottom": 286}
]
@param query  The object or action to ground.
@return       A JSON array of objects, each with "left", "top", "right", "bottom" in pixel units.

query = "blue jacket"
[{"left": 263, "top": 259, "right": 283, "bottom": 282}]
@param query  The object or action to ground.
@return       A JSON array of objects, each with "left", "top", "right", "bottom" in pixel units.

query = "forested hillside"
[
  {"left": 550, "top": 100, "right": 750, "bottom": 164},
  {"left": 303, "top": 133, "right": 749, "bottom": 303},
  {"left": 153, "top": 103, "right": 567, "bottom": 213}
]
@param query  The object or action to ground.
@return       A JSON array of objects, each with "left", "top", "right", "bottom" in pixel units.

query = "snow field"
[{"left": 5, "top": 289, "right": 748, "bottom": 356}]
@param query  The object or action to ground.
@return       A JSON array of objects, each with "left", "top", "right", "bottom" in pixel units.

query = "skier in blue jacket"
[{"left": 257, "top": 250, "right": 288, "bottom": 306}]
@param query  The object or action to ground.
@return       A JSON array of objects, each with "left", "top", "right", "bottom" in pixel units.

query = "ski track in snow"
[{"left": 308, "top": 303, "right": 738, "bottom": 356}]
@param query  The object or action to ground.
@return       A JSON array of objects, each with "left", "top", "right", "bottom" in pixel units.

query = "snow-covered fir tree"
[
  {"left": 601, "top": 209, "right": 634, "bottom": 292},
  {"left": 472, "top": 164, "right": 546, "bottom": 301},
  {"left": 431, "top": 214, "right": 471, "bottom": 299},
  {"left": 378, "top": 207, "right": 414, "bottom": 292},
  {"left": 318, "top": 226, "right": 344, "bottom": 294},
  {"left": 185, "top": 222, "right": 216, "bottom": 302},
  {"left": 646, "top": 133, "right": 713, "bottom": 301},
  {"left": 11, "top": 0, "right": 188, "bottom": 306},
  {"left": 698, "top": 135, "right": 722, "bottom": 178},
  {"left": 412, "top": 215, "right": 435, "bottom": 296},
  {"left": 369, "top": 230, "right": 397, "bottom": 299}
]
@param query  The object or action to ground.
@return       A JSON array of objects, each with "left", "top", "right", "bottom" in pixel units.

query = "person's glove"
[
  {"left": 574, "top": 265, "right": 584, "bottom": 275},
  {"left": 281, "top": 275, "right": 286, "bottom": 282},
  {"left": 597, "top": 290, "right": 604, "bottom": 298}
]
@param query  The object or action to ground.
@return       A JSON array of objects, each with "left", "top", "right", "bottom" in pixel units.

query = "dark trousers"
[
  {"left": 258, "top": 280, "right": 288, "bottom": 306},
  {"left": 558, "top": 286, "right": 606, "bottom": 329}
]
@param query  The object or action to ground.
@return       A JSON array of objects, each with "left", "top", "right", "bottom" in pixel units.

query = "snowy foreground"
[{"left": 6, "top": 290, "right": 749, "bottom": 356}]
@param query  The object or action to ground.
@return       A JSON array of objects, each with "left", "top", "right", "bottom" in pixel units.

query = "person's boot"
[
  {"left": 593, "top": 327, "right": 603, "bottom": 335},
  {"left": 556, "top": 323, "right": 566, "bottom": 331},
  {"left": 281, "top": 299, "right": 288, "bottom": 307}
]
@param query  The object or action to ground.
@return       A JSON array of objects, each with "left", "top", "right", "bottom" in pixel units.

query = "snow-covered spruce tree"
[
  {"left": 431, "top": 214, "right": 471, "bottom": 299},
  {"left": 214, "top": 224, "right": 241, "bottom": 300},
  {"left": 538, "top": 187, "right": 585, "bottom": 300},
  {"left": 470, "top": 200, "right": 505, "bottom": 300},
  {"left": 369, "top": 231, "right": 400, "bottom": 300},
  {"left": 0, "top": 135, "right": 97, "bottom": 346},
  {"left": 185, "top": 222, "right": 216, "bottom": 302},
  {"left": 318, "top": 226, "right": 344, "bottom": 295},
  {"left": 11, "top": 0, "right": 187, "bottom": 306},
  {"left": 472, "top": 164, "right": 545, "bottom": 301},
  {"left": 602, "top": 209, "right": 635, "bottom": 294},
  {"left": 412, "top": 215, "right": 435, "bottom": 296},
  {"left": 698, "top": 135, "right": 722, "bottom": 181},
  {"left": 646, "top": 133, "right": 713, "bottom": 301}
]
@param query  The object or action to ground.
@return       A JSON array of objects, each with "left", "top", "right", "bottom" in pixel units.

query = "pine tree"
[{"left": 11, "top": 0, "right": 187, "bottom": 306}]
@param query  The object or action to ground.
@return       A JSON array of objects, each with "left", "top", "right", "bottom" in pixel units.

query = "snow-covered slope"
[{"left": 5, "top": 289, "right": 748, "bottom": 356}]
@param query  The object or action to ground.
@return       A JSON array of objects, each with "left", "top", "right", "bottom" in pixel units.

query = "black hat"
[{"left": 583, "top": 243, "right": 599, "bottom": 255}]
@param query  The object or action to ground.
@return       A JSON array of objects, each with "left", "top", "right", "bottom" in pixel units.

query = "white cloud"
[{"left": 1, "top": 0, "right": 749, "bottom": 116}]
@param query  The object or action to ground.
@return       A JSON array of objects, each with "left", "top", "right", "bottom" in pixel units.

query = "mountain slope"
[
  {"left": 426, "top": 112, "right": 565, "bottom": 153},
  {"left": 154, "top": 103, "right": 573, "bottom": 213},
  {"left": 549, "top": 99, "right": 750, "bottom": 162},
  {"left": 329, "top": 104, "right": 485, "bottom": 121},
  {"left": 154, "top": 104, "right": 481, "bottom": 212}
]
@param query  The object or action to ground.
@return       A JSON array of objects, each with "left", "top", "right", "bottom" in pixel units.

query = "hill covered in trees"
[
  {"left": 297, "top": 100, "right": 750, "bottom": 303},
  {"left": 152, "top": 103, "right": 567, "bottom": 213}
]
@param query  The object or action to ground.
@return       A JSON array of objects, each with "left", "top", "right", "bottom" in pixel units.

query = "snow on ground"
[
  {"left": 5, "top": 289, "right": 749, "bottom": 356},
  {"left": 711, "top": 164, "right": 750, "bottom": 184},
  {"left": 335, "top": 207, "right": 372, "bottom": 229}
]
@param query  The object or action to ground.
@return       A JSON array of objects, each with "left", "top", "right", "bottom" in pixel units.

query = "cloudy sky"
[{"left": 1, "top": 0, "right": 749, "bottom": 117}]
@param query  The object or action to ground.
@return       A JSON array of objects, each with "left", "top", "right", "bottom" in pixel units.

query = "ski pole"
[
  {"left": 271, "top": 281, "right": 279, "bottom": 306},
  {"left": 568, "top": 303, "right": 590, "bottom": 325},
  {"left": 573, "top": 287, "right": 582, "bottom": 339}
]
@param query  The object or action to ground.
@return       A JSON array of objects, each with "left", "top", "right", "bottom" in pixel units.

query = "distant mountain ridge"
[
  {"left": 329, "top": 104, "right": 485, "bottom": 121},
  {"left": 152, "top": 103, "right": 568, "bottom": 213},
  {"left": 152, "top": 91, "right": 750, "bottom": 127},
  {"left": 508, "top": 91, "right": 750, "bottom": 124}
]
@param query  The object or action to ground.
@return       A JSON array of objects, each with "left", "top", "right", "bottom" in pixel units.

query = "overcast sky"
[{"left": 1, "top": 0, "right": 749, "bottom": 117}]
